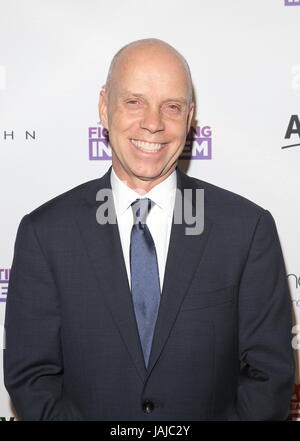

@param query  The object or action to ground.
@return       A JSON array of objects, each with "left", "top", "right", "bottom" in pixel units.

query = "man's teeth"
[{"left": 131, "top": 139, "right": 163, "bottom": 152}]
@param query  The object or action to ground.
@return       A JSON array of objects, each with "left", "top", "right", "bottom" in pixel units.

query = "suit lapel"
[
  {"left": 147, "top": 167, "right": 213, "bottom": 373},
  {"left": 74, "top": 166, "right": 213, "bottom": 380},
  {"left": 74, "top": 167, "right": 147, "bottom": 381}
]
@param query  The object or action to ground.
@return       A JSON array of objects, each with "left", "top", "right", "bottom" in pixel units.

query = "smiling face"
[{"left": 99, "top": 43, "right": 194, "bottom": 192}]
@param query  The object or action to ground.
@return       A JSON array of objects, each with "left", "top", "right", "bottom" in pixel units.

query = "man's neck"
[{"left": 111, "top": 165, "right": 177, "bottom": 195}]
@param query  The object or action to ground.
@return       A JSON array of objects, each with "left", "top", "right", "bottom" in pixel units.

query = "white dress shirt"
[{"left": 110, "top": 167, "right": 177, "bottom": 291}]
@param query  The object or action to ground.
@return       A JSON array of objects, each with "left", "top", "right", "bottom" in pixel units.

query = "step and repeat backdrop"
[{"left": 0, "top": 0, "right": 299, "bottom": 421}]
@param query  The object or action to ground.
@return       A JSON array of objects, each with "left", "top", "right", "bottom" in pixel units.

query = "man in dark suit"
[{"left": 4, "top": 38, "right": 294, "bottom": 420}]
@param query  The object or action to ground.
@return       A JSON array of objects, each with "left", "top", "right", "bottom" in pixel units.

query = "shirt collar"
[{"left": 110, "top": 167, "right": 177, "bottom": 217}]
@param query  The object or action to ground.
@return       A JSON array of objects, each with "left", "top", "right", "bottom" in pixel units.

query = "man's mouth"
[{"left": 130, "top": 139, "right": 166, "bottom": 152}]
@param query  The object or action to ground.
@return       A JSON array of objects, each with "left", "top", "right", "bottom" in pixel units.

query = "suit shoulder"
[
  {"left": 26, "top": 176, "right": 103, "bottom": 224},
  {"left": 189, "top": 174, "right": 267, "bottom": 220}
]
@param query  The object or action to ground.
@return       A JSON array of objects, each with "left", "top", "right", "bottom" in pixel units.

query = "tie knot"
[{"left": 131, "top": 198, "right": 154, "bottom": 225}]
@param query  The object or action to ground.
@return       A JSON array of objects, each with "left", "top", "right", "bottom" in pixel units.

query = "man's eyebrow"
[
  {"left": 164, "top": 97, "right": 188, "bottom": 105},
  {"left": 119, "top": 91, "right": 188, "bottom": 105}
]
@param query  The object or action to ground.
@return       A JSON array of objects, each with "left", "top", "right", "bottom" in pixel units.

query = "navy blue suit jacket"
[{"left": 4, "top": 167, "right": 295, "bottom": 420}]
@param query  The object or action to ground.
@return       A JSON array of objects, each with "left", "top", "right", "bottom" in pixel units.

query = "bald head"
[{"left": 105, "top": 38, "right": 193, "bottom": 104}]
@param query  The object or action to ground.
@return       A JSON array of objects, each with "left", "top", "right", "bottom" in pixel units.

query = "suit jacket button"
[{"left": 143, "top": 400, "right": 154, "bottom": 413}]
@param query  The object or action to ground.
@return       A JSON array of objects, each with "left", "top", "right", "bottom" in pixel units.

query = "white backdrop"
[{"left": 0, "top": 0, "right": 299, "bottom": 421}]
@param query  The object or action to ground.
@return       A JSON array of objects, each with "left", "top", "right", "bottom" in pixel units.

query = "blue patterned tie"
[{"left": 130, "top": 198, "right": 161, "bottom": 368}]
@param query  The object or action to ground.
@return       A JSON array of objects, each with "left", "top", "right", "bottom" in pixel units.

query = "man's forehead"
[
  {"left": 106, "top": 39, "right": 193, "bottom": 102},
  {"left": 114, "top": 46, "right": 188, "bottom": 78},
  {"left": 113, "top": 57, "right": 188, "bottom": 86}
]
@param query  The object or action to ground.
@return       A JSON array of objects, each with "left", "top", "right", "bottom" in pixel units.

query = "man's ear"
[{"left": 98, "top": 88, "right": 109, "bottom": 129}]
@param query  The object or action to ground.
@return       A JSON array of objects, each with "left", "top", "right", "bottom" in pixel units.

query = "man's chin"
[
  {"left": 133, "top": 162, "right": 177, "bottom": 180},
  {"left": 133, "top": 168, "right": 175, "bottom": 183},
  {"left": 112, "top": 160, "right": 177, "bottom": 190}
]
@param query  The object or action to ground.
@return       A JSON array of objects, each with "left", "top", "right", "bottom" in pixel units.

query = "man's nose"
[{"left": 140, "top": 106, "right": 165, "bottom": 133}]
